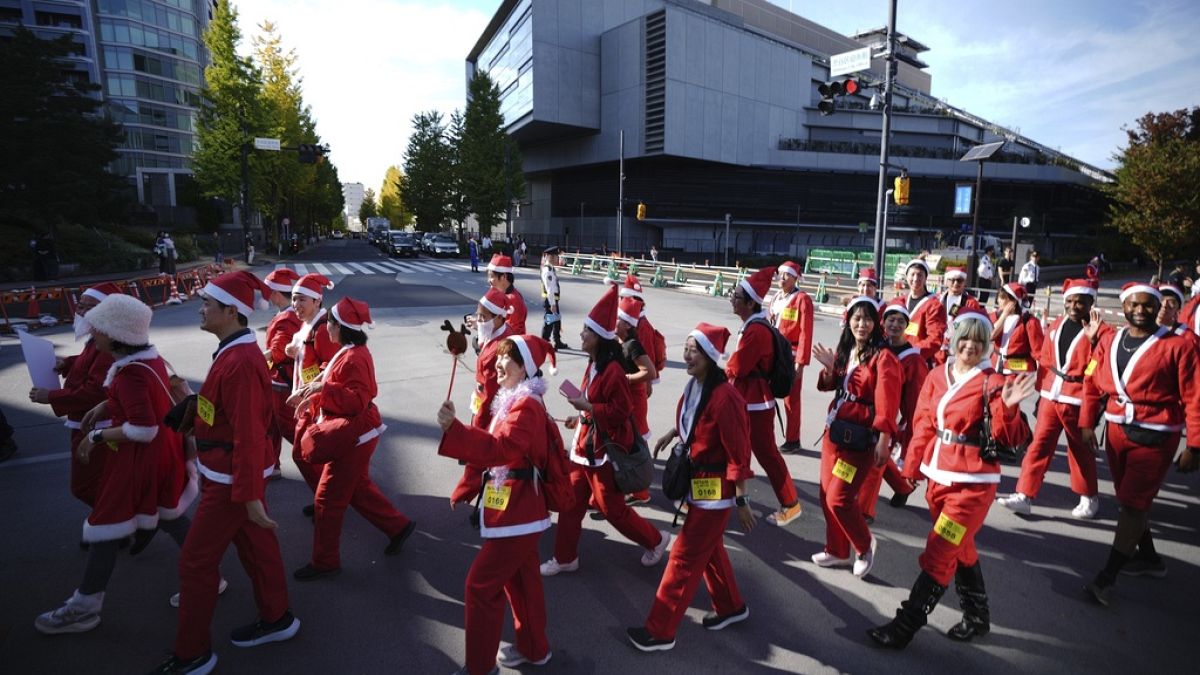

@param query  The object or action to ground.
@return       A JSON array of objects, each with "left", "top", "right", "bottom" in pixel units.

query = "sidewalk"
[{"left": 0, "top": 255, "right": 282, "bottom": 293}]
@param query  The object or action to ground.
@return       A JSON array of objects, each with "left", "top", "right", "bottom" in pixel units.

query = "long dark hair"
[
  {"left": 834, "top": 302, "right": 883, "bottom": 375},
  {"left": 683, "top": 340, "right": 728, "bottom": 439},
  {"left": 593, "top": 336, "right": 624, "bottom": 374}
]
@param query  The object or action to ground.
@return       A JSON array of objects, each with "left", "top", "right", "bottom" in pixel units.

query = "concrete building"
[
  {"left": 467, "top": 0, "right": 1109, "bottom": 258},
  {"left": 342, "top": 181, "right": 365, "bottom": 232}
]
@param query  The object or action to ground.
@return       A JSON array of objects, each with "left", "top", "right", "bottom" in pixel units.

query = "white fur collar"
[
  {"left": 486, "top": 376, "right": 547, "bottom": 484},
  {"left": 103, "top": 346, "right": 160, "bottom": 387}
]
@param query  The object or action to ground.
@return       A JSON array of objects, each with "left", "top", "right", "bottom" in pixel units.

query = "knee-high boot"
[
  {"left": 867, "top": 571, "right": 946, "bottom": 650},
  {"left": 947, "top": 562, "right": 989, "bottom": 641}
]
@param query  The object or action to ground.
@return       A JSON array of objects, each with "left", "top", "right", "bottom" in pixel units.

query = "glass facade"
[{"left": 476, "top": 0, "right": 533, "bottom": 125}]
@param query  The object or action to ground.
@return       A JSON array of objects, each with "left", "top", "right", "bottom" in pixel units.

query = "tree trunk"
[{"left": 1157, "top": 257, "right": 1164, "bottom": 283}]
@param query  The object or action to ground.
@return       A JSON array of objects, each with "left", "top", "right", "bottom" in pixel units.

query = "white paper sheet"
[{"left": 19, "top": 330, "right": 60, "bottom": 390}]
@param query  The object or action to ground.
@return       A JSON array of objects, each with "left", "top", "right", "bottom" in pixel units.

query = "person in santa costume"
[
  {"left": 36, "top": 294, "right": 194, "bottom": 635},
  {"left": 27, "top": 282, "right": 118, "bottom": 506},
  {"left": 727, "top": 267, "right": 803, "bottom": 526},
  {"left": 997, "top": 279, "right": 1111, "bottom": 519},
  {"left": 857, "top": 268, "right": 880, "bottom": 300},
  {"left": 767, "top": 261, "right": 814, "bottom": 454},
  {"left": 1080, "top": 283, "right": 1200, "bottom": 606},
  {"left": 615, "top": 295, "right": 658, "bottom": 507},
  {"left": 857, "top": 304, "right": 925, "bottom": 521},
  {"left": 1156, "top": 283, "right": 1200, "bottom": 344},
  {"left": 541, "top": 285, "right": 670, "bottom": 576},
  {"left": 147, "top": 271, "right": 298, "bottom": 675},
  {"left": 934, "top": 267, "right": 982, "bottom": 365},
  {"left": 869, "top": 311, "right": 1034, "bottom": 649},
  {"left": 289, "top": 297, "right": 416, "bottom": 581},
  {"left": 892, "top": 259, "right": 946, "bottom": 367},
  {"left": 261, "top": 268, "right": 302, "bottom": 478},
  {"left": 487, "top": 254, "right": 527, "bottom": 335},
  {"left": 1180, "top": 288, "right": 1200, "bottom": 337},
  {"left": 989, "top": 282, "right": 1044, "bottom": 378},
  {"left": 627, "top": 322, "right": 755, "bottom": 652},
  {"left": 437, "top": 336, "right": 559, "bottom": 675},
  {"left": 810, "top": 297, "right": 900, "bottom": 577},
  {"left": 285, "top": 273, "right": 340, "bottom": 508}
]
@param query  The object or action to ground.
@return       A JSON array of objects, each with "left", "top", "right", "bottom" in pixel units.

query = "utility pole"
[
  {"left": 870, "top": 0, "right": 898, "bottom": 280},
  {"left": 724, "top": 213, "right": 732, "bottom": 267},
  {"left": 504, "top": 143, "right": 512, "bottom": 243},
  {"left": 617, "top": 130, "right": 625, "bottom": 256},
  {"left": 240, "top": 116, "right": 251, "bottom": 261}
]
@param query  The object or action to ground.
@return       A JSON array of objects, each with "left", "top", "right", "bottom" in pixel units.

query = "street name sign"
[
  {"left": 254, "top": 137, "right": 281, "bottom": 151},
  {"left": 830, "top": 47, "right": 871, "bottom": 77}
]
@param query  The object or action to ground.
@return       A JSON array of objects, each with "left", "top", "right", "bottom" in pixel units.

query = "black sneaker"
[
  {"left": 145, "top": 651, "right": 217, "bottom": 675},
  {"left": 384, "top": 521, "right": 416, "bottom": 556},
  {"left": 0, "top": 437, "right": 17, "bottom": 463},
  {"left": 229, "top": 609, "right": 300, "bottom": 647},
  {"left": 293, "top": 564, "right": 340, "bottom": 582},
  {"left": 301, "top": 504, "right": 314, "bottom": 518},
  {"left": 702, "top": 604, "right": 749, "bottom": 631},
  {"left": 780, "top": 441, "right": 802, "bottom": 454},
  {"left": 889, "top": 490, "right": 912, "bottom": 508},
  {"left": 626, "top": 627, "right": 675, "bottom": 652}
]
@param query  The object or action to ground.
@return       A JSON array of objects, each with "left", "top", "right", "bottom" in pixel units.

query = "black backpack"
[{"left": 749, "top": 318, "right": 795, "bottom": 398}]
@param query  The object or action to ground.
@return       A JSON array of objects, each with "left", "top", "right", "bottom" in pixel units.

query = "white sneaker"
[
  {"left": 35, "top": 591, "right": 103, "bottom": 634},
  {"left": 1072, "top": 495, "right": 1100, "bottom": 520},
  {"left": 852, "top": 537, "right": 877, "bottom": 579},
  {"left": 539, "top": 557, "right": 579, "bottom": 577},
  {"left": 170, "top": 577, "right": 229, "bottom": 608},
  {"left": 997, "top": 492, "right": 1032, "bottom": 515},
  {"left": 810, "top": 551, "right": 852, "bottom": 568},
  {"left": 497, "top": 644, "right": 551, "bottom": 667},
  {"left": 641, "top": 530, "right": 671, "bottom": 567}
]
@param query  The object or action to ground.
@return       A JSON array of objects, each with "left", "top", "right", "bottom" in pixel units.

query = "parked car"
[
  {"left": 420, "top": 232, "right": 437, "bottom": 254},
  {"left": 376, "top": 229, "right": 394, "bottom": 251},
  {"left": 332, "top": 230, "right": 345, "bottom": 239},
  {"left": 389, "top": 232, "right": 418, "bottom": 257},
  {"left": 430, "top": 235, "right": 460, "bottom": 258}
]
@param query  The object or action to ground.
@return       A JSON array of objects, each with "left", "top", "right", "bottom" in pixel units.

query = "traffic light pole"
[
  {"left": 870, "top": 0, "right": 898, "bottom": 280},
  {"left": 617, "top": 129, "right": 625, "bottom": 255}
]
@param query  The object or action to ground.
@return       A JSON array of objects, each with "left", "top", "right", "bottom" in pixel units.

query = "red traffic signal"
[{"left": 816, "top": 78, "right": 861, "bottom": 116}]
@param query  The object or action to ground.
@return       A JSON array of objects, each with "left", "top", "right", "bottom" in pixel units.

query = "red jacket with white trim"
[
  {"left": 1181, "top": 294, "right": 1200, "bottom": 337},
  {"left": 726, "top": 314, "right": 776, "bottom": 410},
  {"left": 472, "top": 325, "right": 510, "bottom": 430},
  {"left": 990, "top": 310, "right": 1044, "bottom": 375},
  {"left": 1036, "top": 316, "right": 1112, "bottom": 406},
  {"left": 293, "top": 312, "right": 339, "bottom": 390},
  {"left": 506, "top": 289, "right": 527, "bottom": 335},
  {"left": 674, "top": 381, "right": 754, "bottom": 508},
  {"left": 265, "top": 307, "right": 302, "bottom": 384},
  {"left": 49, "top": 340, "right": 114, "bottom": 426},
  {"left": 892, "top": 292, "right": 946, "bottom": 364},
  {"left": 1081, "top": 326, "right": 1200, "bottom": 434},
  {"left": 300, "top": 346, "right": 384, "bottom": 462},
  {"left": 571, "top": 360, "right": 633, "bottom": 465},
  {"left": 893, "top": 344, "right": 929, "bottom": 449},
  {"left": 770, "top": 288, "right": 814, "bottom": 366},
  {"left": 816, "top": 348, "right": 902, "bottom": 438}
]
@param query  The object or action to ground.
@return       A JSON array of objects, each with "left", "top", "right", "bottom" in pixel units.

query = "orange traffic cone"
[
  {"left": 26, "top": 287, "right": 40, "bottom": 319},
  {"left": 166, "top": 276, "right": 184, "bottom": 305}
]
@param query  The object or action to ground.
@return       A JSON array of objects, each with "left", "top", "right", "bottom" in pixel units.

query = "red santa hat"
[
  {"left": 1000, "top": 282, "right": 1027, "bottom": 303},
  {"left": 618, "top": 274, "right": 644, "bottom": 299},
  {"left": 487, "top": 254, "right": 514, "bottom": 274},
  {"left": 617, "top": 296, "right": 641, "bottom": 327},
  {"left": 331, "top": 297, "right": 374, "bottom": 331},
  {"left": 858, "top": 267, "right": 879, "bottom": 285},
  {"left": 1158, "top": 283, "right": 1185, "bottom": 304},
  {"left": 1062, "top": 278, "right": 1098, "bottom": 299},
  {"left": 87, "top": 294, "right": 152, "bottom": 345},
  {"left": 739, "top": 266, "right": 776, "bottom": 305},
  {"left": 689, "top": 322, "right": 730, "bottom": 364},
  {"left": 479, "top": 286, "right": 511, "bottom": 317},
  {"left": 81, "top": 282, "right": 124, "bottom": 303},
  {"left": 778, "top": 261, "right": 802, "bottom": 279},
  {"left": 953, "top": 308, "right": 994, "bottom": 335},
  {"left": 585, "top": 285, "right": 620, "bottom": 340},
  {"left": 905, "top": 259, "right": 930, "bottom": 275},
  {"left": 844, "top": 296, "right": 881, "bottom": 323},
  {"left": 1119, "top": 282, "right": 1162, "bottom": 303},
  {"left": 508, "top": 335, "right": 557, "bottom": 377},
  {"left": 944, "top": 266, "right": 968, "bottom": 281},
  {"left": 881, "top": 302, "right": 911, "bottom": 321},
  {"left": 264, "top": 268, "right": 301, "bottom": 294},
  {"left": 202, "top": 271, "right": 272, "bottom": 317},
  {"left": 292, "top": 273, "right": 334, "bottom": 301}
]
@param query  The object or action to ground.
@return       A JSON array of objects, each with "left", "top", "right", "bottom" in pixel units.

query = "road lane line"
[
  {"left": 294, "top": 263, "right": 309, "bottom": 275},
  {"left": 313, "top": 263, "right": 332, "bottom": 275},
  {"left": 331, "top": 263, "right": 354, "bottom": 275},
  {"left": 363, "top": 262, "right": 394, "bottom": 273},
  {"left": 347, "top": 262, "right": 374, "bottom": 274}
]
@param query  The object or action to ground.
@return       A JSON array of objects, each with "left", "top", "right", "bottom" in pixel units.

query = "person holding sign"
[
  {"left": 869, "top": 310, "right": 1033, "bottom": 650},
  {"left": 893, "top": 260, "right": 946, "bottom": 367},
  {"left": 627, "top": 323, "right": 754, "bottom": 653},
  {"left": 810, "top": 297, "right": 900, "bottom": 580}
]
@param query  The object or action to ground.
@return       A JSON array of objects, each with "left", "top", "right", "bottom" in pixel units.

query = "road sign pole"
[{"left": 871, "top": 0, "right": 898, "bottom": 280}]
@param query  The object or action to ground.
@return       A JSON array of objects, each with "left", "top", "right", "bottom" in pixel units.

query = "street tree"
[
  {"left": 379, "top": 165, "right": 412, "bottom": 228},
  {"left": 1105, "top": 108, "right": 1200, "bottom": 279},
  {"left": 359, "top": 187, "right": 379, "bottom": 225},
  {"left": 446, "top": 110, "right": 470, "bottom": 240},
  {"left": 252, "top": 20, "right": 303, "bottom": 240},
  {"left": 402, "top": 110, "right": 454, "bottom": 232},
  {"left": 459, "top": 71, "right": 524, "bottom": 237}
]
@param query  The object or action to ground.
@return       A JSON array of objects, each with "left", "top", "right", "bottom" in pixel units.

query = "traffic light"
[
  {"left": 817, "top": 78, "right": 861, "bottom": 116},
  {"left": 893, "top": 174, "right": 910, "bottom": 206},
  {"left": 636, "top": 202, "right": 646, "bottom": 221},
  {"left": 298, "top": 144, "right": 315, "bottom": 164}
]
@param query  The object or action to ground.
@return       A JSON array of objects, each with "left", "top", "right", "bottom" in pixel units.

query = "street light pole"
[
  {"left": 617, "top": 130, "right": 625, "bottom": 255},
  {"left": 870, "top": 0, "right": 898, "bottom": 279},
  {"left": 724, "top": 213, "right": 732, "bottom": 267},
  {"left": 968, "top": 159, "right": 984, "bottom": 289}
]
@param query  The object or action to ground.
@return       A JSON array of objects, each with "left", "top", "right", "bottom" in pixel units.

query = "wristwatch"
[
  {"left": 735, "top": 495, "right": 749, "bottom": 507},
  {"left": 90, "top": 429, "right": 105, "bottom": 444}
]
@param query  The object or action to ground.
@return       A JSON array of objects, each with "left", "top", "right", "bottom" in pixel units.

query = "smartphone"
[{"left": 558, "top": 380, "right": 582, "bottom": 399}]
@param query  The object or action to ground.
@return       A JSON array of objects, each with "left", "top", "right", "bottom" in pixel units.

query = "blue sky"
[{"left": 235, "top": 0, "right": 1200, "bottom": 189}]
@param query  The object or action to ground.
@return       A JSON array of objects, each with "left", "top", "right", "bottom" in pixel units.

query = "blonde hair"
[{"left": 951, "top": 317, "right": 992, "bottom": 358}]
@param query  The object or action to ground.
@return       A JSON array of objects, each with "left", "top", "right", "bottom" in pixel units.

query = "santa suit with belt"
[
  {"left": 902, "top": 360, "right": 1028, "bottom": 586},
  {"left": 297, "top": 339, "right": 410, "bottom": 570},
  {"left": 264, "top": 305, "right": 302, "bottom": 463},
  {"left": 1016, "top": 307, "right": 1112, "bottom": 500},
  {"left": 290, "top": 308, "right": 340, "bottom": 489},
  {"left": 441, "top": 378, "right": 554, "bottom": 675},
  {"left": 891, "top": 291, "right": 946, "bottom": 366},
  {"left": 991, "top": 310, "right": 1044, "bottom": 377},
  {"left": 816, "top": 346, "right": 901, "bottom": 558},
  {"left": 449, "top": 299, "right": 511, "bottom": 507},
  {"left": 769, "top": 273, "right": 814, "bottom": 446},
  {"left": 934, "top": 289, "right": 982, "bottom": 365},
  {"left": 643, "top": 379, "right": 752, "bottom": 641},
  {"left": 49, "top": 338, "right": 114, "bottom": 505},
  {"left": 175, "top": 327, "right": 290, "bottom": 661},
  {"left": 859, "top": 340, "right": 928, "bottom": 518},
  {"left": 1081, "top": 325, "right": 1200, "bottom": 512},
  {"left": 727, "top": 312, "right": 799, "bottom": 508}
]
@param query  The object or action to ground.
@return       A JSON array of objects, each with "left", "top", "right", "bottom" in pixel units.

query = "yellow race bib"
[
  {"left": 934, "top": 512, "right": 967, "bottom": 546},
  {"left": 832, "top": 458, "right": 857, "bottom": 484},
  {"left": 781, "top": 307, "right": 798, "bottom": 322},
  {"left": 1005, "top": 357, "right": 1030, "bottom": 372},
  {"left": 905, "top": 321, "right": 919, "bottom": 337},
  {"left": 483, "top": 484, "right": 511, "bottom": 511},
  {"left": 196, "top": 395, "right": 215, "bottom": 427},
  {"left": 1085, "top": 359, "right": 1098, "bottom": 376},
  {"left": 470, "top": 391, "right": 483, "bottom": 415},
  {"left": 300, "top": 364, "right": 321, "bottom": 384},
  {"left": 690, "top": 477, "right": 722, "bottom": 501}
]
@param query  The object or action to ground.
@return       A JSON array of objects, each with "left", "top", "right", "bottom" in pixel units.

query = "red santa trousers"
[
  {"left": 268, "top": 389, "right": 295, "bottom": 468},
  {"left": 749, "top": 409, "right": 798, "bottom": 507},
  {"left": 818, "top": 437, "right": 874, "bottom": 558},
  {"left": 1104, "top": 423, "right": 1178, "bottom": 512},
  {"left": 857, "top": 458, "right": 910, "bottom": 519},
  {"left": 644, "top": 507, "right": 743, "bottom": 641},
  {"left": 174, "top": 480, "right": 290, "bottom": 660},
  {"left": 310, "top": 437, "right": 411, "bottom": 570},
  {"left": 464, "top": 532, "right": 548, "bottom": 675},
  {"left": 918, "top": 481, "right": 996, "bottom": 586},
  {"left": 69, "top": 428, "right": 107, "bottom": 506},
  {"left": 553, "top": 462, "right": 662, "bottom": 565},
  {"left": 1016, "top": 400, "right": 1097, "bottom": 499},
  {"left": 782, "top": 369, "right": 804, "bottom": 444}
]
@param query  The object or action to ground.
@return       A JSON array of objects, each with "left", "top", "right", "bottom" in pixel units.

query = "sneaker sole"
[
  {"left": 496, "top": 650, "right": 552, "bottom": 668},
  {"left": 627, "top": 635, "right": 675, "bottom": 652},
  {"left": 1119, "top": 567, "right": 1167, "bottom": 579},
  {"left": 811, "top": 557, "right": 853, "bottom": 568},
  {"left": 189, "top": 653, "right": 218, "bottom": 675},
  {"left": 34, "top": 615, "right": 100, "bottom": 634},
  {"left": 703, "top": 607, "right": 749, "bottom": 631},
  {"left": 1000, "top": 502, "right": 1032, "bottom": 515},
  {"left": 768, "top": 511, "right": 803, "bottom": 527},
  {"left": 230, "top": 616, "right": 300, "bottom": 648}
]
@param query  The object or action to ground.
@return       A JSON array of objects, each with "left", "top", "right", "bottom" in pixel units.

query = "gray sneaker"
[
  {"left": 35, "top": 602, "right": 101, "bottom": 634},
  {"left": 1120, "top": 557, "right": 1167, "bottom": 578}
]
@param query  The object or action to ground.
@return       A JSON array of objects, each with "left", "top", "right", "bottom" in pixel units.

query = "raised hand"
[
  {"left": 1001, "top": 373, "right": 1036, "bottom": 408},
  {"left": 812, "top": 343, "right": 836, "bottom": 370}
]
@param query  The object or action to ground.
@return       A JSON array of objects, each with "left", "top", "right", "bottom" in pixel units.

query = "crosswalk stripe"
[
  {"left": 274, "top": 264, "right": 285, "bottom": 270},
  {"left": 363, "top": 262, "right": 394, "bottom": 273},
  {"left": 330, "top": 263, "right": 354, "bottom": 275},
  {"left": 347, "top": 262, "right": 374, "bottom": 274},
  {"left": 312, "top": 263, "right": 332, "bottom": 275},
  {"left": 276, "top": 260, "right": 468, "bottom": 276},
  {"left": 294, "top": 263, "right": 309, "bottom": 275}
]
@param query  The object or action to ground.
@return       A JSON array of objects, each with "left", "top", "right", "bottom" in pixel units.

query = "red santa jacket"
[
  {"left": 770, "top": 288, "right": 814, "bottom": 366},
  {"left": 472, "top": 323, "right": 511, "bottom": 430},
  {"left": 674, "top": 380, "right": 754, "bottom": 509},
  {"left": 265, "top": 307, "right": 302, "bottom": 387},
  {"left": 991, "top": 310, "right": 1044, "bottom": 375},
  {"left": 1081, "top": 326, "right": 1200, "bottom": 434},
  {"left": 298, "top": 345, "right": 386, "bottom": 464},
  {"left": 506, "top": 288, "right": 527, "bottom": 335},
  {"left": 816, "top": 348, "right": 902, "bottom": 439},
  {"left": 570, "top": 360, "right": 633, "bottom": 467},
  {"left": 49, "top": 340, "right": 114, "bottom": 430},
  {"left": 726, "top": 312, "right": 776, "bottom": 411},
  {"left": 934, "top": 292, "right": 982, "bottom": 365},
  {"left": 631, "top": 301, "right": 664, "bottom": 383},
  {"left": 292, "top": 309, "right": 339, "bottom": 391},
  {"left": 1181, "top": 294, "right": 1200, "bottom": 337},
  {"left": 1036, "top": 316, "right": 1112, "bottom": 407},
  {"left": 904, "top": 363, "right": 1027, "bottom": 485},
  {"left": 890, "top": 343, "right": 929, "bottom": 449},
  {"left": 892, "top": 292, "right": 946, "bottom": 364},
  {"left": 441, "top": 381, "right": 553, "bottom": 538},
  {"left": 194, "top": 331, "right": 274, "bottom": 502}
]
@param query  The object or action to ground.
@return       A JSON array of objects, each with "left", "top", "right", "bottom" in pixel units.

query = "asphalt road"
[{"left": 1, "top": 239, "right": 1197, "bottom": 674}]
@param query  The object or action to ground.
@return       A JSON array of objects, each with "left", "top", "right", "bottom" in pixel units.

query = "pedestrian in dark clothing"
[{"left": 0, "top": 407, "right": 17, "bottom": 463}]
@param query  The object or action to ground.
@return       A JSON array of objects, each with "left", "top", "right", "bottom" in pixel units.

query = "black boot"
[
  {"left": 867, "top": 571, "right": 946, "bottom": 649},
  {"left": 947, "top": 562, "right": 990, "bottom": 641}
]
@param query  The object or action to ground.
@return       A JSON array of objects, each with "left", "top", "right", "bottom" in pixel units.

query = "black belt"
[
  {"left": 195, "top": 439, "right": 233, "bottom": 452},
  {"left": 1051, "top": 368, "right": 1083, "bottom": 383},
  {"left": 692, "top": 462, "right": 727, "bottom": 474},
  {"left": 938, "top": 429, "right": 980, "bottom": 447}
]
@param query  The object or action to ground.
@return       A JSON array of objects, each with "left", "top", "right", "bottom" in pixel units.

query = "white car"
[
  {"left": 332, "top": 231, "right": 345, "bottom": 239},
  {"left": 430, "top": 235, "right": 460, "bottom": 258}
]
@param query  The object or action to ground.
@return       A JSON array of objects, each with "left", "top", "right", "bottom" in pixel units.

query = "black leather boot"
[
  {"left": 947, "top": 562, "right": 990, "bottom": 641},
  {"left": 867, "top": 571, "right": 946, "bottom": 649}
]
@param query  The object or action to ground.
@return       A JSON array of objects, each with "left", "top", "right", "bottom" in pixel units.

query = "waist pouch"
[
  {"left": 828, "top": 418, "right": 877, "bottom": 453},
  {"left": 1119, "top": 423, "right": 1171, "bottom": 447}
]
